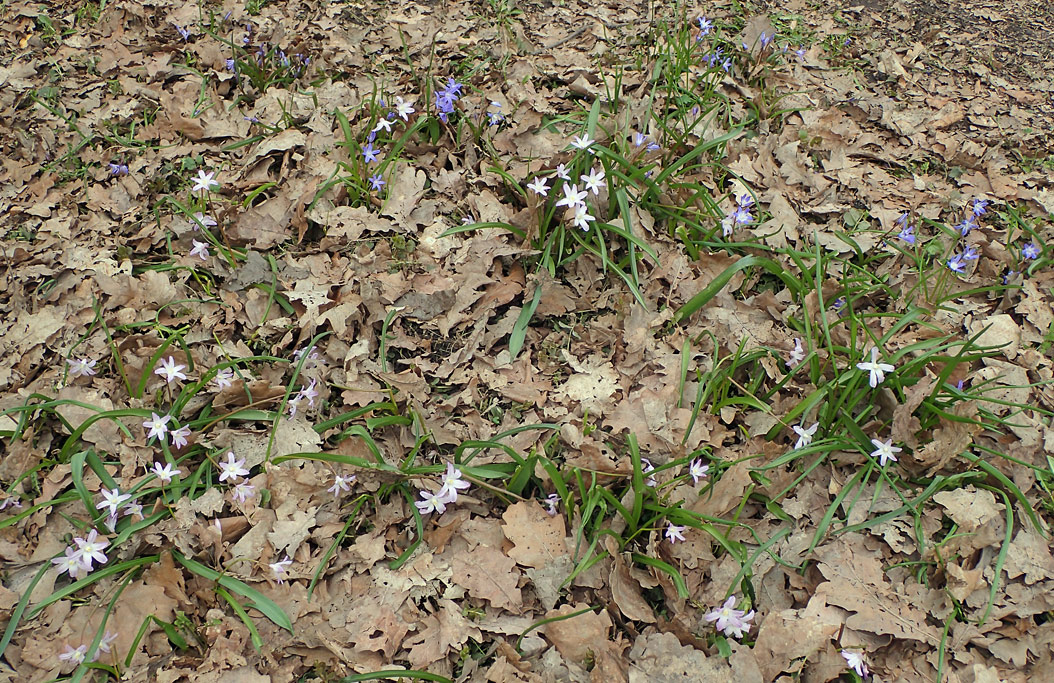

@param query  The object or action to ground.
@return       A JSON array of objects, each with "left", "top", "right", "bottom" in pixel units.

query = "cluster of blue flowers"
[{"left": 434, "top": 77, "right": 464, "bottom": 123}]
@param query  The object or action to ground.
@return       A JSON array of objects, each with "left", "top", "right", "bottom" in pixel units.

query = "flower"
[
  {"left": 555, "top": 183, "right": 587, "bottom": 210},
  {"left": 544, "top": 493, "right": 559, "bottom": 516},
  {"left": 191, "top": 170, "right": 219, "bottom": 194},
  {"left": 0, "top": 497, "right": 22, "bottom": 511},
  {"left": 361, "top": 142, "right": 379, "bottom": 164},
  {"left": 571, "top": 205, "right": 594, "bottom": 231},
  {"left": 527, "top": 176, "right": 550, "bottom": 197},
  {"left": 368, "top": 174, "right": 385, "bottom": 191},
  {"left": 792, "top": 422, "right": 819, "bottom": 449},
  {"left": 170, "top": 425, "right": 191, "bottom": 449},
  {"left": 108, "top": 161, "right": 129, "bottom": 176},
  {"left": 154, "top": 356, "right": 187, "bottom": 385},
  {"left": 570, "top": 134, "right": 594, "bottom": 151},
  {"left": 143, "top": 413, "right": 171, "bottom": 442},
  {"left": 1022, "top": 242, "right": 1041, "bottom": 260},
  {"left": 970, "top": 198, "right": 990, "bottom": 217},
  {"left": 218, "top": 452, "right": 249, "bottom": 482},
  {"left": 697, "top": 16, "right": 713, "bottom": 36},
  {"left": 97, "top": 631, "right": 117, "bottom": 654},
  {"left": 73, "top": 529, "right": 109, "bottom": 570},
  {"left": 704, "top": 596, "right": 755, "bottom": 639},
  {"left": 269, "top": 555, "right": 292, "bottom": 583},
  {"left": 760, "top": 31, "right": 775, "bottom": 49},
  {"left": 52, "top": 546, "right": 87, "bottom": 579},
  {"left": 437, "top": 463, "right": 470, "bottom": 502},
  {"left": 961, "top": 245, "right": 980, "bottom": 261},
  {"left": 152, "top": 462, "right": 181, "bottom": 483},
  {"left": 212, "top": 367, "right": 235, "bottom": 389},
  {"left": 415, "top": 489, "right": 448, "bottom": 515},
  {"left": 955, "top": 216, "right": 976, "bottom": 237},
  {"left": 59, "top": 644, "right": 88, "bottom": 665},
  {"left": 67, "top": 357, "right": 97, "bottom": 378},
  {"left": 640, "top": 458, "right": 657, "bottom": 487},
  {"left": 898, "top": 222, "right": 916, "bottom": 244},
  {"left": 328, "top": 473, "right": 354, "bottom": 497},
  {"left": 190, "top": 239, "right": 210, "bottom": 261},
  {"left": 633, "top": 131, "right": 648, "bottom": 147},
  {"left": 372, "top": 117, "right": 393, "bottom": 134},
  {"left": 123, "top": 501, "right": 144, "bottom": 520},
  {"left": 173, "top": 23, "right": 190, "bottom": 41},
  {"left": 946, "top": 254, "right": 967, "bottom": 274},
  {"left": 191, "top": 212, "right": 216, "bottom": 230},
  {"left": 666, "top": 523, "right": 686, "bottom": 544},
  {"left": 689, "top": 458, "right": 709, "bottom": 484},
  {"left": 856, "top": 347, "right": 894, "bottom": 388},
  {"left": 869, "top": 437, "right": 901, "bottom": 466},
  {"left": 841, "top": 649, "right": 869, "bottom": 677},
  {"left": 787, "top": 338, "right": 805, "bottom": 366},
  {"left": 554, "top": 164, "right": 570, "bottom": 181},
  {"left": 580, "top": 167, "right": 606, "bottom": 195},
  {"left": 231, "top": 481, "right": 255, "bottom": 503},
  {"left": 96, "top": 488, "right": 131, "bottom": 518},
  {"left": 394, "top": 96, "right": 415, "bottom": 120}
]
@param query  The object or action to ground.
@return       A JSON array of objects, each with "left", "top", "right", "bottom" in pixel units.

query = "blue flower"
[
  {"left": 946, "top": 255, "right": 966, "bottom": 274},
  {"left": 697, "top": 16, "right": 713, "bottom": 36},
  {"left": 898, "top": 225, "right": 915, "bottom": 244},
  {"left": 955, "top": 217, "right": 976, "bottom": 237},
  {"left": 368, "top": 174, "right": 385, "bottom": 192},
  {"left": 108, "top": 162, "right": 128, "bottom": 176},
  {"left": 970, "top": 198, "right": 990, "bottom": 217},
  {"left": 173, "top": 23, "right": 190, "bottom": 41},
  {"left": 1022, "top": 242, "right": 1040, "bottom": 260},
  {"left": 361, "top": 143, "right": 379, "bottom": 164}
]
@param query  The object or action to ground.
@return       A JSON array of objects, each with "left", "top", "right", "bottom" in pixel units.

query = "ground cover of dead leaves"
[{"left": 1, "top": 0, "right": 1053, "bottom": 681}]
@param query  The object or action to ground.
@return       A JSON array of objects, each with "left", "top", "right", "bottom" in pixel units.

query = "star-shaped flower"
[
  {"left": 437, "top": 463, "right": 470, "bottom": 503},
  {"left": 580, "top": 167, "right": 606, "bottom": 195},
  {"left": 571, "top": 205, "right": 594, "bottom": 231},
  {"left": 212, "top": 367, "right": 235, "bottom": 390},
  {"left": 544, "top": 493, "right": 559, "bottom": 516},
  {"left": 665, "top": 523, "right": 686, "bottom": 544},
  {"left": 1022, "top": 242, "right": 1041, "bottom": 260},
  {"left": 269, "top": 555, "right": 293, "bottom": 583},
  {"left": 555, "top": 183, "right": 587, "bottom": 210},
  {"left": 368, "top": 174, "right": 385, "bottom": 192},
  {"left": 394, "top": 96, "right": 415, "bottom": 121},
  {"left": 361, "top": 142, "right": 379, "bottom": 164},
  {"left": 869, "top": 437, "right": 901, "bottom": 466},
  {"left": 59, "top": 644, "right": 88, "bottom": 665},
  {"left": 570, "top": 134, "right": 594, "bottom": 151},
  {"left": 231, "top": 480, "right": 255, "bottom": 503},
  {"left": 218, "top": 452, "right": 249, "bottom": 482},
  {"left": 154, "top": 356, "right": 187, "bottom": 385},
  {"left": 554, "top": 164, "right": 570, "bottom": 181},
  {"left": 73, "top": 529, "right": 109, "bottom": 570},
  {"left": 527, "top": 176, "right": 550, "bottom": 197},
  {"left": 170, "top": 424, "right": 191, "bottom": 449},
  {"left": 787, "top": 338, "right": 805, "bottom": 366},
  {"left": 704, "top": 596, "right": 755, "bottom": 640},
  {"left": 415, "top": 489, "right": 448, "bottom": 515},
  {"left": 689, "top": 458, "right": 709, "bottom": 484},
  {"left": 67, "top": 357, "right": 98, "bottom": 378},
  {"left": 96, "top": 487, "right": 131, "bottom": 519},
  {"left": 52, "top": 546, "right": 87, "bottom": 579},
  {"left": 372, "top": 117, "right": 393, "bottom": 134},
  {"left": 143, "top": 412, "right": 171, "bottom": 442},
  {"left": 841, "top": 649, "right": 869, "bottom": 677},
  {"left": 327, "top": 473, "right": 354, "bottom": 497},
  {"left": 191, "top": 212, "right": 216, "bottom": 230},
  {"left": 856, "top": 347, "right": 894, "bottom": 388},
  {"left": 190, "top": 239, "right": 210, "bottom": 261},
  {"left": 152, "top": 462, "right": 181, "bottom": 484},
  {"left": 191, "top": 170, "right": 220, "bottom": 194},
  {"left": 792, "top": 422, "right": 819, "bottom": 450}
]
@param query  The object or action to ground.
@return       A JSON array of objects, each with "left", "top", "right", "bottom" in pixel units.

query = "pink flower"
[
  {"left": 415, "top": 489, "right": 448, "bottom": 515},
  {"left": 231, "top": 481, "right": 255, "bottom": 503},
  {"left": 218, "top": 452, "right": 249, "bottom": 482},
  {"left": 269, "top": 555, "right": 292, "bottom": 583},
  {"left": 704, "top": 596, "right": 755, "bottom": 639},
  {"left": 52, "top": 546, "right": 87, "bottom": 579},
  {"left": 665, "top": 523, "right": 686, "bottom": 544},
  {"left": 841, "top": 649, "right": 869, "bottom": 677},
  {"left": 73, "top": 529, "right": 109, "bottom": 570},
  {"left": 154, "top": 356, "right": 187, "bottom": 384},
  {"left": 689, "top": 458, "right": 709, "bottom": 484},
  {"left": 170, "top": 425, "right": 191, "bottom": 449},
  {"left": 437, "top": 463, "right": 470, "bottom": 503}
]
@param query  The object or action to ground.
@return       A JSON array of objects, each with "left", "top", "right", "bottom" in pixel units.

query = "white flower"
[
  {"left": 191, "top": 212, "right": 216, "bottom": 230},
  {"left": 143, "top": 412, "right": 171, "bottom": 442},
  {"left": 191, "top": 170, "right": 220, "bottom": 194},
  {"left": 856, "top": 347, "right": 895, "bottom": 388},
  {"left": 580, "top": 167, "right": 606, "bottom": 195},
  {"left": 154, "top": 356, "right": 187, "bottom": 385},
  {"left": 544, "top": 493, "right": 559, "bottom": 516},
  {"left": 570, "top": 134, "right": 594, "bottom": 151},
  {"left": 170, "top": 425, "right": 191, "bottom": 449},
  {"left": 66, "top": 357, "right": 97, "bottom": 378},
  {"left": 721, "top": 214, "right": 736, "bottom": 237},
  {"left": 123, "top": 501, "right": 144, "bottom": 520},
  {"left": 555, "top": 183, "right": 587, "bottom": 210},
  {"left": 152, "top": 462, "right": 181, "bottom": 484},
  {"left": 665, "top": 523, "right": 686, "bottom": 544},
  {"left": 869, "top": 438, "right": 901, "bottom": 467},
  {"left": 372, "top": 117, "right": 393, "bottom": 133},
  {"left": 190, "top": 239, "right": 210, "bottom": 261},
  {"left": 231, "top": 481, "right": 255, "bottom": 503},
  {"left": 59, "top": 644, "right": 88, "bottom": 665},
  {"left": 52, "top": 546, "right": 87, "bottom": 579},
  {"left": 212, "top": 367, "right": 235, "bottom": 390},
  {"left": 327, "top": 474, "right": 354, "bottom": 497},
  {"left": 394, "top": 96, "right": 415, "bottom": 120},
  {"left": 640, "top": 458, "right": 657, "bottom": 487},
  {"left": 689, "top": 458, "right": 709, "bottom": 484},
  {"left": 269, "top": 555, "right": 292, "bottom": 583},
  {"left": 704, "top": 596, "right": 755, "bottom": 639},
  {"left": 415, "top": 489, "right": 448, "bottom": 515},
  {"left": 218, "top": 452, "right": 249, "bottom": 482},
  {"left": 571, "top": 204, "right": 594, "bottom": 231},
  {"left": 527, "top": 176, "right": 550, "bottom": 196},
  {"left": 792, "top": 422, "right": 818, "bottom": 450},
  {"left": 787, "top": 338, "right": 805, "bottom": 366},
  {"left": 73, "top": 529, "right": 109, "bottom": 570},
  {"left": 437, "top": 463, "right": 470, "bottom": 503},
  {"left": 554, "top": 163, "right": 570, "bottom": 181},
  {"left": 96, "top": 487, "right": 131, "bottom": 518},
  {"left": 841, "top": 649, "right": 869, "bottom": 677}
]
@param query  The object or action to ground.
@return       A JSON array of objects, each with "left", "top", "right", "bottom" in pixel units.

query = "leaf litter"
[{"left": 1, "top": 0, "right": 1054, "bottom": 681}]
